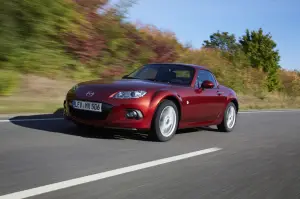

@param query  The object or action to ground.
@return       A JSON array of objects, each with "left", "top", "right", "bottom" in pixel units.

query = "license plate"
[{"left": 72, "top": 100, "right": 102, "bottom": 112}]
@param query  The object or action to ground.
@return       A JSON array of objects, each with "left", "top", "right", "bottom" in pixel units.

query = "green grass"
[
  {"left": 0, "top": 99, "right": 62, "bottom": 114},
  {"left": 0, "top": 93, "right": 299, "bottom": 115},
  {"left": 0, "top": 70, "right": 20, "bottom": 96},
  {"left": 1, "top": 100, "right": 299, "bottom": 115},
  {"left": 238, "top": 94, "right": 300, "bottom": 110}
]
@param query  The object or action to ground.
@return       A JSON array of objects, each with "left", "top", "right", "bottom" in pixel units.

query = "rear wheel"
[
  {"left": 217, "top": 102, "right": 237, "bottom": 132},
  {"left": 149, "top": 100, "right": 179, "bottom": 142}
]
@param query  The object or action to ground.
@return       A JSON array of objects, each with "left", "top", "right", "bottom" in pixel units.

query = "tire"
[
  {"left": 217, "top": 102, "right": 237, "bottom": 132},
  {"left": 149, "top": 100, "right": 179, "bottom": 142}
]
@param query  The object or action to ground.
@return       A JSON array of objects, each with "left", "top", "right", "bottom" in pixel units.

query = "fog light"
[
  {"left": 127, "top": 111, "right": 137, "bottom": 118},
  {"left": 126, "top": 110, "right": 143, "bottom": 119}
]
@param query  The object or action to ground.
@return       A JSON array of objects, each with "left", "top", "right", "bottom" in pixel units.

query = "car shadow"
[
  {"left": 9, "top": 108, "right": 219, "bottom": 141},
  {"left": 177, "top": 126, "right": 220, "bottom": 134}
]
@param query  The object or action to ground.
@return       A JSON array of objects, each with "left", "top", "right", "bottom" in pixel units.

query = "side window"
[{"left": 195, "top": 70, "right": 217, "bottom": 88}]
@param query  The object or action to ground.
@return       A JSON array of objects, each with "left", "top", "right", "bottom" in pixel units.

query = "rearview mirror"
[{"left": 201, "top": 80, "right": 214, "bottom": 89}]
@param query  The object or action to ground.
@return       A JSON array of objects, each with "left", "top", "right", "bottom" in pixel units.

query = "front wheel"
[
  {"left": 149, "top": 100, "right": 179, "bottom": 142},
  {"left": 217, "top": 102, "right": 237, "bottom": 132}
]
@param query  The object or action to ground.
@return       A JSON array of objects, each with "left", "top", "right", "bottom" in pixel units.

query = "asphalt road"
[{"left": 1, "top": 110, "right": 300, "bottom": 199}]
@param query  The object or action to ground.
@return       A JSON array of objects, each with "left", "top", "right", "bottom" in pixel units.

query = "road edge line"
[{"left": 0, "top": 118, "right": 64, "bottom": 123}]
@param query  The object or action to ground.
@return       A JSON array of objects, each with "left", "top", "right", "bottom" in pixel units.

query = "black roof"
[{"left": 148, "top": 63, "right": 208, "bottom": 70}]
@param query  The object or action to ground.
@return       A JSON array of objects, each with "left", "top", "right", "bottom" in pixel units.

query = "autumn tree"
[
  {"left": 0, "top": 0, "right": 84, "bottom": 72},
  {"left": 1, "top": 0, "right": 298, "bottom": 99}
]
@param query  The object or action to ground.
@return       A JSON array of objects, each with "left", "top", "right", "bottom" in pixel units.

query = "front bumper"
[{"left": 63, "top": 99, "right": 152, "bottom": 130}]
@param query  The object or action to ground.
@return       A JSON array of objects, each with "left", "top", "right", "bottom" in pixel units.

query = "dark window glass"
[
  {"left": 126, "top": 64, "right": 195, "bottom": 86},
  {"left": 195, "top": 70, "right": 217, "bottom": 88}
]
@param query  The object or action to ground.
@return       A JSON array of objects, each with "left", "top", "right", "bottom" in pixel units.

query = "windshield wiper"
[
  {"left": 144, "top": 78, "right": 157, "bottom": 82},
  {"left": 123, "top": 76, "right": 139, "bottom": 79}
]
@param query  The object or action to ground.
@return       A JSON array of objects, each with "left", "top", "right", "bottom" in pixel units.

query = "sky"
[{"left": 114, "top": 0, "right": 300, "bottom": 70}]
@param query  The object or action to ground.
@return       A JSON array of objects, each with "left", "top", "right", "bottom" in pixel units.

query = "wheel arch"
[
  {"left": 163, "top": 95, "right": 182, "bottom": 121},
  {"left": 150, "top": 92, "right": 183, "bottom": 126},
  {"left": 230, "top": 98, "right": 239, "bottom": 113}
]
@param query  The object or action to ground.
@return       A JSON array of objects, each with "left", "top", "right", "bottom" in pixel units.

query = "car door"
[{"left": 193, "top": 70, "right": 226, "bottom": 122}]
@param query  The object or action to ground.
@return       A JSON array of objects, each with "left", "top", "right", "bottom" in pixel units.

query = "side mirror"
[
  {"left": 201, "top": 80, "right": 214, "bottom": 89},
  {"left": 122, "top": 75, "right": 128, "bottom": 79}
]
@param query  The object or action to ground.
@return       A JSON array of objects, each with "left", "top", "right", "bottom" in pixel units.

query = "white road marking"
[
  {"left": 239, "top": 110, "right": 300, "bottom": 114},
  {"left": 0, "top": 118, "right": 64, "bottom": 123},
  {"left": 0, "top": 147, "right": 222, "bottom": 199}
]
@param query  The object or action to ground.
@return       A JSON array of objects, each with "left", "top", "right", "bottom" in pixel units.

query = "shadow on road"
[{"left": 9, "top": 108, "right": 219, "bottom": 141}]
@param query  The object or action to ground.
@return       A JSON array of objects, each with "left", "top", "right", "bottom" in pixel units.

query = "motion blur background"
[{"left": 1, "top": 0, "right": 300, "bottom": 113}]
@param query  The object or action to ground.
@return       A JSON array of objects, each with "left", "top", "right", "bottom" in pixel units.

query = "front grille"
[{"left": 68, "top": 102, "right": 113, "bottom": 120}]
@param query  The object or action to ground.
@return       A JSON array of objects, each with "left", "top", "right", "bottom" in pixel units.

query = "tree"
[
  {"left": 112, "top": 0, "right": 137, "bottom": 18},
  {"left": 239, "top": 28, "right": 281, "bottom": 91},
  {"left": 202, "top": 31, "right": 239, "bottom": 54}
]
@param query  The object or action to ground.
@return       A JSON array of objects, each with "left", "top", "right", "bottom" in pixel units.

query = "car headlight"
[{"left": 113, "top": 90, "right": 147, "bottom": 99}]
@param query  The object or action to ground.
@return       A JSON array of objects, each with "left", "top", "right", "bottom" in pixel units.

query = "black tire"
[
  {"left": 149, "top": 100, "right": 179, "bottom": 142},
  {"left": 217, "top": 102, "right": 237, "bottom": 132}
]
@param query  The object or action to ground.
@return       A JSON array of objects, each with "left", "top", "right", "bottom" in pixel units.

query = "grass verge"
[
  {"left": 1, "top": 97, "right": 299, "bottom": 114},
  {"left": 0, "top": 99, "right": 62, "bottom": 114},
  {"left": 0, "top": 74, "right": 299, "bottom": 114}
]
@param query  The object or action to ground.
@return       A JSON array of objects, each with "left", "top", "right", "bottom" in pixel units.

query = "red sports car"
[{"left": 64, "top": 63, "right": 239, "bottom": 142}]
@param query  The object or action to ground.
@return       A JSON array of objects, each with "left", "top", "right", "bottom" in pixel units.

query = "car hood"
[{"left": 75, "top": 79, "right": 172, "bottom": 100}]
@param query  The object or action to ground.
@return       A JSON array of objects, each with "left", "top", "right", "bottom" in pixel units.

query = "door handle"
[{"left": 217, "top": 91, "right": 224, "bottom": 95}]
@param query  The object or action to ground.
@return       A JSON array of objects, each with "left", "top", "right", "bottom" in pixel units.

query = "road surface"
[{"left": 1, "top": 110, "right": 300, "bottom": 199}]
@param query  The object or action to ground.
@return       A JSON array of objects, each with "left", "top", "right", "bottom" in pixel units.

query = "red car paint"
[{"left": 63, "top": 63, "right": 239, "bottom": 131}]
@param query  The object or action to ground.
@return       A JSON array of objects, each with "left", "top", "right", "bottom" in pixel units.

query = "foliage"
[
  {"left": 202, "top": 31, "right": 240, "bottom": 55},
  {"left": 0, "top": 0, "right": 84, "bottom": 73},
  {"left": 239, "top": 28, "right": 281, "bottom": 91},
  {"left": 0, "top": 70, "right": 20, "bottom": 96},
  {"left": 279, "top": 69, "right": 300, "bottom": 98},
  {"left": 0, "top": 0, "right": 299, "bottom": 99}
]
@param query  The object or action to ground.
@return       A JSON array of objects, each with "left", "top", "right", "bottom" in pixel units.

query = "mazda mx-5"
[{"left": 64, "top": 63, "right": 239, "bottom": 142}]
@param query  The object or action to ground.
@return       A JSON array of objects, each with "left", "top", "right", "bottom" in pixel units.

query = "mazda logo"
[{"left": 86, "top": 91, "right": 94, "bottom": 97}]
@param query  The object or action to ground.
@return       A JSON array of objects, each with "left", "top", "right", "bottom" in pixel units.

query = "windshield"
[{"left": 125, "top": 64, "right": 195, "bottom": 86}]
